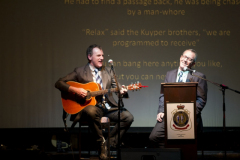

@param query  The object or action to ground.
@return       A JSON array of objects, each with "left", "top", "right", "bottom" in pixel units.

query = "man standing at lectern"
[{"left": 149, "top": 49, "right": 208, "bottom": 147}]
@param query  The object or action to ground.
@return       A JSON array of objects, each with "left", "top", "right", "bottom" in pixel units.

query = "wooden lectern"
[{"left": 161, "top": 82, "right": 198, "bottom": 160}]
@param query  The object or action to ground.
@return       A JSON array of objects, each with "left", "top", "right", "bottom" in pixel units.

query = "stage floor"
[
  {"left": 1, "top": 127, "right": 240, "bottom": 160},
  {"left": 1, "top": 149, "right": 240, "bottom": 160}
]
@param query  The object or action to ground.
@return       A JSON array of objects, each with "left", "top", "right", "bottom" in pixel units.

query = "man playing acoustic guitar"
[{"left": 55, "top": 44, "right": 134, "bottom": 160}]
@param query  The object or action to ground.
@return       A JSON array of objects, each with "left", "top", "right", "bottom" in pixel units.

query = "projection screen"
[{"left": 0, "top": 0, "right": 240, "bottom": 128}]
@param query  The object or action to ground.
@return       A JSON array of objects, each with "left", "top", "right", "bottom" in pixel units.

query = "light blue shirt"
[{"left": 176, "top": 68, "right": 189, "bottom": 82}]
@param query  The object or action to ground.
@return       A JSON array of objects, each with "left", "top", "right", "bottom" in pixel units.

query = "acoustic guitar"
[{"left": 61, "top": 81, "right": 147, "bottom": 114}]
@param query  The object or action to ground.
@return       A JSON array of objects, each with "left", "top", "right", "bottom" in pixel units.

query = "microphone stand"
[
  {"left": 110, "top": 64, "right": 124, "bottom": 160},
  {"left": 191, "top": 72, "right": 240, "bottom": 159}
]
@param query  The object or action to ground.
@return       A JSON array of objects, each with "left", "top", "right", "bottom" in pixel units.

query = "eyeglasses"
[{"left": 181, "top": 55, "right": 194, "bottom": 62}]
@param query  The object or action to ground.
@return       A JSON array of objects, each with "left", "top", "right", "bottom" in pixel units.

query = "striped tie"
[
  {"left": 95, "top": 69, "right": 110, "bottom": 109},
  {"left": 94, "top": 69, "right": 103, "bottom": 89},
  {"left": 178, "top": 71, "right": 183, "bottom": 82}
]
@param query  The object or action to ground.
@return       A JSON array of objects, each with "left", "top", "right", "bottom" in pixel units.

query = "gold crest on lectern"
[{"left": 170, "top": 104, "right": 192, "bottom": 131}]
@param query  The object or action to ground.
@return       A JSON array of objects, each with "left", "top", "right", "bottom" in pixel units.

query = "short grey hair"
[{"left": 183, "top": 49, "right": 197, "bottom": 62}]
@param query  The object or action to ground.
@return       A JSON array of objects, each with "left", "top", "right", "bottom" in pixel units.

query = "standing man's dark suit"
[
  {"left": 149, "top": 49, "right": 208, "bottom": 148},
  {"left": 158, "top": 69, "right": 208, "bottom": 115}
]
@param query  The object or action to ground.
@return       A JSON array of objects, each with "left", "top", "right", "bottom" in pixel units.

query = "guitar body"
[
  {"left": 60, "top": 81, "right": 147, "bottom": 114},
  {"left": 61, "top": 81, "right": 101, "bottom": 114}
]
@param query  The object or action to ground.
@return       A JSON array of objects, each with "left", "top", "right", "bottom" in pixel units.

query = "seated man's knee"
[
  {"left": 83, "top": 105, "right": 98, "bottom": 119},
  {"left": 149, "top": 132, "right": 156, "bottom": 142},
  {"left": 123, "top": 111, "right": 134, "bottom": 124}
]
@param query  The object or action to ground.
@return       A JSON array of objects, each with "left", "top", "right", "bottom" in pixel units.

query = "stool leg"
[
  {"left": 101, "top": 117, "right": 111, "bottom": 159},
  {"left": 107, "top": 123, "right": 110, "bottom": 158},
  {"left": 101, "top": 122, "right": 111, "bottom": 159},
  {"left": 79, "top": 123, "right": 81, "bottom": 160},
  {"left": 88, "top": 126, "right": 91, "bottom": 157}
]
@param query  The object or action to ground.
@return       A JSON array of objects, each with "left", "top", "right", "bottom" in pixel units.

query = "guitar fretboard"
[{"left": 90, "top": 88, "right": 119, "bottom": 97}]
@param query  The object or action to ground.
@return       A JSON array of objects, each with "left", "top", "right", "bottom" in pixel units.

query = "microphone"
[
  {"left": 108, "top": 59, "right": 114, "bottom": 70},
  {"left": 183, "top": 66, "right": 196, "bottom": 72},
  {"left": 108, "top": 59, "right": 113, "bottom": 66}
]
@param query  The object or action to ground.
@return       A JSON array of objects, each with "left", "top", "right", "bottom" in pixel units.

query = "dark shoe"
[
  {"left": 106, "top": 138, "right": 117, "bottom": 149},
  {"left": 99, "top": 141, "right": 108, "bottom": 160}
]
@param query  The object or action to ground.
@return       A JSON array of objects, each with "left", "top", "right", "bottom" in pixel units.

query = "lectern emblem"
[{"left": 170, "top": 104, "right": 192, "bottom": 131}]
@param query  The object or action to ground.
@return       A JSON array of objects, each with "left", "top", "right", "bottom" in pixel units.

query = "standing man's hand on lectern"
[{"left": 157, "top": 112, "right": 164, "bottom": 122}]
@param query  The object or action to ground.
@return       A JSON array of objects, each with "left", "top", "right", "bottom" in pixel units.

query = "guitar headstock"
[{"left": 126, "top": 81, "right": 148, "bottom": 91}]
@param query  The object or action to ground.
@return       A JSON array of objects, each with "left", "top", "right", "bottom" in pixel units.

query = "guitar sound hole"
[{"left": 75, "top": 95, "right": 86, "bottom": 105}]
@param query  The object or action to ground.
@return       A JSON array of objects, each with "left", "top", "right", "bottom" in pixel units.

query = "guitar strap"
[
  {"left": 62, "top": 109, "right": 82, "bottom": 131},
  {"left": 70, "top": 111, "right": 83, "bottom": 129},
  {"left": 62, "top": 109, "right": 83, "bottom": 132},
  {"left": 62, "top": 109, "right": 69, "bottom": 132}
]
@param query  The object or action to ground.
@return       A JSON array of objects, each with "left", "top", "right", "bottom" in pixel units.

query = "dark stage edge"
[
  {"left": 1, "top": 127, "right": 240, "bottom": 159},
  {"left": 1, "top": 150, "right": 240, "bottom": 160},
  {"left": 45, "top": 151, "right": 240, "bottom": 160}
]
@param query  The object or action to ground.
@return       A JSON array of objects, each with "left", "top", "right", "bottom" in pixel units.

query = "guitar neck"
[{"left": 90, "top": 88, "right": 119, "bottom": 97}]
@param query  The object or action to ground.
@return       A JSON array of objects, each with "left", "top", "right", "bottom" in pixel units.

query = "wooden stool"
[
  {"left": 101, "top": 117, "right": 111, "bottom": 158},
  {"left": 78, "top": 117, "right": 112, "bottom": 160}
]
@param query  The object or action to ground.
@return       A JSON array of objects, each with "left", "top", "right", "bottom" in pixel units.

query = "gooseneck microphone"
[
  {"left": 108, "top": 59, "right": 113, "bottom": 66},
  {"left": 183, "top": 66, "right": 196, "bottom": 72},
  {"left": 108, "top": 59, "right": 114, "bottom": 70}
]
